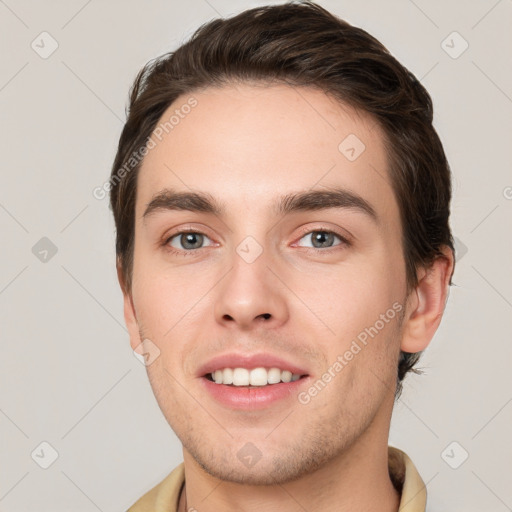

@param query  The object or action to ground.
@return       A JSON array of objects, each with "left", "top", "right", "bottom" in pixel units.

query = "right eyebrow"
[{"left": 142, "top": 189, "right": 224, "bottom": 220}]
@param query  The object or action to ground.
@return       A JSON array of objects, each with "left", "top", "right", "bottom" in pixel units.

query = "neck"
[{"left": 178, "top": 434, "right": 400, "bottom": 512}]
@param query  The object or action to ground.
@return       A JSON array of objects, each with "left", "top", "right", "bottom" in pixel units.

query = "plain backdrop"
[{"left": 0, "top": 1, "right": 511, "bottom": 510}]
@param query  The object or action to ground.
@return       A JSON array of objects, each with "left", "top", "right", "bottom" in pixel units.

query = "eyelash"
[
  {"left": 294, "top": 225, "right": 351, "bottom": 251},
  {"left": 162, "top": 226, "right": 351, "bottom": 256},
  {"left": 162, "top": 227, "right": 215, "bottom": 257}
]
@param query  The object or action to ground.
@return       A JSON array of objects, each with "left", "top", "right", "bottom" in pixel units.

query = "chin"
[{"left": 187, "top": 441, "right": 335, "bottom": 486}]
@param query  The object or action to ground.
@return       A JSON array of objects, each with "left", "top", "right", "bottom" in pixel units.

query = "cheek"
[
  {"left": 131, "top": 263, "right": 213, "bottom": 380},
  {"left": 309, "top": 266, "right": 401, "bottom": 338},
  {"left": 132, "top": 251, "right": 206, "bottom": 337},
  {"left": 296, "top": 249, "right": 404, "bottom": 386}
]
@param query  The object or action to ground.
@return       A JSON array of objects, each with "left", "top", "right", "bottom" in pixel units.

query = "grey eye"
[
  {"left": 298, "top": 231, "right": 341, "bottom": 249},
  {"left": 169, "top": 232, "right": 212, "bottom": 250}
]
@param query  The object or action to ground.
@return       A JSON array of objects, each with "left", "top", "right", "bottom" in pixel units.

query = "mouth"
[
  {"left": 200, "top": 365, "right": 310, "bottom": 410},
  {"left": 204, "top": 367, "right": 308, "bottom": 387},
  {"left": 197, "top": 353, "right": 311, "bottom": 409}
]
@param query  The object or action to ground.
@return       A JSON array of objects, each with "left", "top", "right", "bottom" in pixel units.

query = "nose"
[{"left": 213, "top": 246, "right": 289, "bottom": 331}]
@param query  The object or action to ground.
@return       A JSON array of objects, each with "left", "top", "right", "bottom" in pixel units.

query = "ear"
[
  {"left": 400, "top": 245, "right": 455, "bottom": 353},
  {"left": 117, "top": 261, "right": 142, "bottom": 352}
]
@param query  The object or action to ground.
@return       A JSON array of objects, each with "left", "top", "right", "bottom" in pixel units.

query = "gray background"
[{"left": 1, "top": 0, "right": 511, "bottom": 510}]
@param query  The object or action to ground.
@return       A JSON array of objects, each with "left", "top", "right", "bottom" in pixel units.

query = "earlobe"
[
  {"left": 400, "top": 246, "right": 454, "bottom": 353},
  {"left": 123, "top": 293, "right": 142, "bottom": 352}
]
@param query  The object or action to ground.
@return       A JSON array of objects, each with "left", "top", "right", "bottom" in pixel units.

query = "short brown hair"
[{"left": 109, "top": 0, "right": 454, "bottom": 395}]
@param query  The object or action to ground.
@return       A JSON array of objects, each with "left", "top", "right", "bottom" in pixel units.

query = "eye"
[
  {"left": 295, "top": 229, "right": 348, "bottom": 249},
  {"left": 165, "top": 231, "right": 215, "bottom": 252}
]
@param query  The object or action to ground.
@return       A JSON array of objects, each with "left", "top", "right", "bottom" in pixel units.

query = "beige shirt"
[{"left": 127, "top": 446, "right": 426, "bottom": 511}]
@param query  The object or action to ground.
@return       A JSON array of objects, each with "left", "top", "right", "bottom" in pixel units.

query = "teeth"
[
  {"left": 267, "top": 367, "right": 281, "bottom": 384},
  {"left": 281, "top": 370, "right": 292, "bottom": 383},
  {"left": 209, "top": 367, "right": 303, "bottom": 386},
  {"left": 249, "top": 367, "right": 267, "bottom": 386},
  {"left": 233, "top": 368, "right": 250, "bottom": 386},
  {"left": 223, "top": 367, "right": 233, "bottom": 385}
]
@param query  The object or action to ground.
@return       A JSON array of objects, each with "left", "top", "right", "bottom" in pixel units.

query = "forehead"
[{"left": 136, "top": 83, "right": 397, "bottom": 223}]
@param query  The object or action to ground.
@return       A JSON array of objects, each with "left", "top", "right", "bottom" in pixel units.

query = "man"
[{"left": 109, "top": 2, "right": 455, "bottom": 510}]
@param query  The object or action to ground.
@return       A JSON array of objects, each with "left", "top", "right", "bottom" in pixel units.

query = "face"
[{"left": 125, "top": 83, "right": 410, "bottom": 485}]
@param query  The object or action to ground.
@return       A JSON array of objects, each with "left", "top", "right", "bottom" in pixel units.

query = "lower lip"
[{"left": 200, "top": 376, "right": 309, "bottom": 410}]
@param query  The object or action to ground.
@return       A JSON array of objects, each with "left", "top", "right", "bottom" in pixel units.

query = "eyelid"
[{"left": 163, "top": 225, "right": 216, "bottom": 247}]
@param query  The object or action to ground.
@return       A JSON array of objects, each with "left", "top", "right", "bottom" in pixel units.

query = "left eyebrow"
[
  {"left": 276, "top": 186, "right": 377, "bottom": 222},
  {"left": 142, "top": 186, "right": 378, "bottom": 223}
]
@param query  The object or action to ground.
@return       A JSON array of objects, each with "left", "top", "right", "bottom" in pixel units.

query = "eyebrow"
[{"left": 142, "top": 186, "right": 377, "bottom": 222}]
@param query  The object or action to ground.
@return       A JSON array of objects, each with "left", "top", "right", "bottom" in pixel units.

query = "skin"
[{"left": 119, "top": 83, "right": 454, "bottom": 512}]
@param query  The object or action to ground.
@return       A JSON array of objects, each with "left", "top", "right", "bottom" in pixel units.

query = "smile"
[{"left": 206, "top": 367, "right": 304, "bottom": 386}]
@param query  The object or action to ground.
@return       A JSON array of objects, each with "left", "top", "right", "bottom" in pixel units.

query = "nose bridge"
[{"left": 233, "top": 234, "right": 271, "bottom": 289}]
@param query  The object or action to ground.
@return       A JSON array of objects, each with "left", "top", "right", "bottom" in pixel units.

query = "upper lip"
[{"left": 197, "top": 352, "right": 310, "bottom": 378}]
